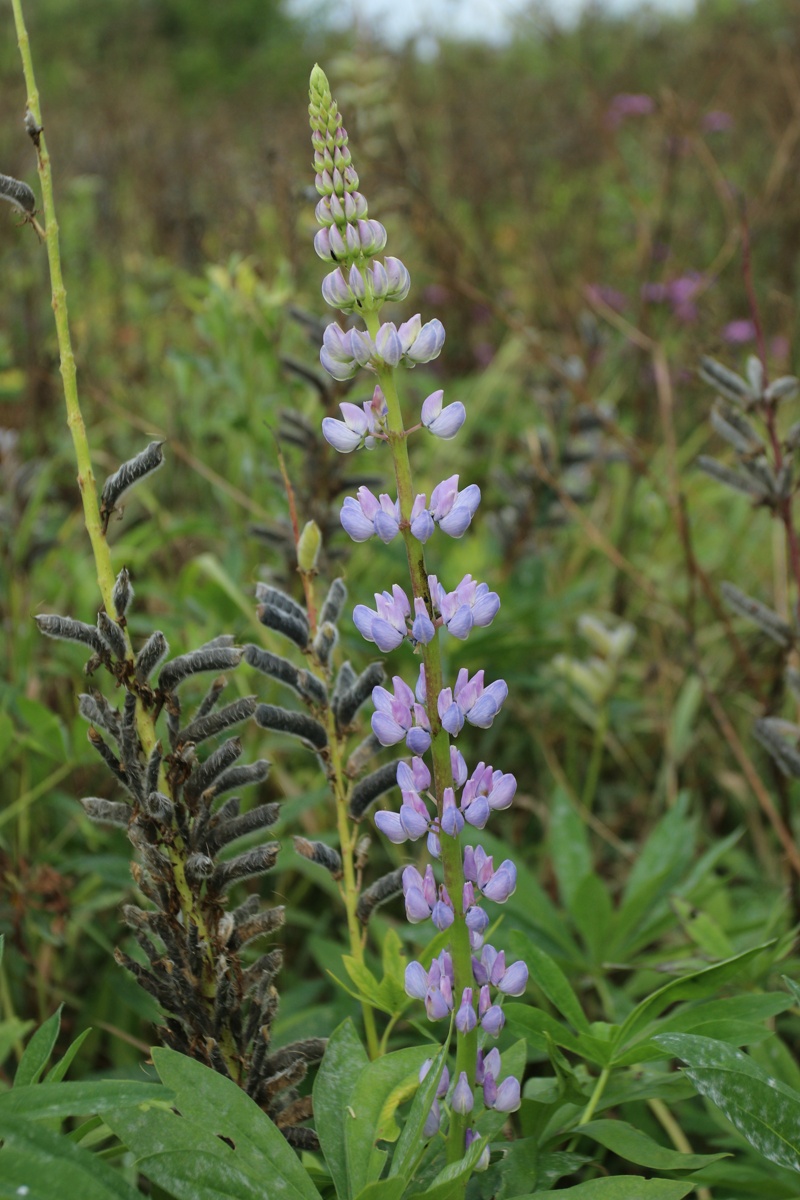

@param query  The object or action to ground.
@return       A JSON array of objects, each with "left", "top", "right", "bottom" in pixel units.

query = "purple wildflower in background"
[
  {"left": 702, "top": 110, "right": 734, "bottom": 133},
  {"left": 605, "top": 92, "right": 655, "bottom": 128},
  {"left": 309, "top": 64, "right": 527, "bottom": 1164},
  {"left": 642, "top": 272, "right": 704, "bottom": 324},
  {"left": 722, "top": 319, "right": 756, "bottom": 344}
]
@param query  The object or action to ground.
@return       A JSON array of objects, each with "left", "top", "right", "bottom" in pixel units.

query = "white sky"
[{"left": 289, "top": 0, "right": 697, "bottom": 47}]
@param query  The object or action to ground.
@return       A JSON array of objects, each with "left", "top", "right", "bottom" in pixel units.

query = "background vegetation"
[{"left": 4, "top": 0, "right": 800, "bottom": 1191}]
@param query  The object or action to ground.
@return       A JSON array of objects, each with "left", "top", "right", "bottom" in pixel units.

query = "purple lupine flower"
[
  {"left": 465, "top": 1128, "right": 490, "bottom": 1172},
  {"left": 482, "top": 858, "right": 517, "bottom": 903},
  {"left": 409, "top": 493, "right": 435, "bottom": 543},
  {"left": 479, "top": 985, "right": 505, "bottom": 1036},
  {"left": 722, "top": 319, "right": 756, "bottom": 344},
  {"left": 461, "top": 761, "right": 517, "bottom": 815},
  {"left": 374, "top": 786, "right": 430, "bottom": 843},
  {"left": 421, "top": 390, "right": 467, "bottom": 440},
  {"left": 430, "top": 475, "right": 481, "bottom": 537},
  {"left": 419, "top": 1059, "right": 451, "bottom": 1137},
  {"left": 498, "top": 959, "right": 529, "bottom": 995},
  {"left": 340, "top": 486, "right": 398, "bottom": 542},
  {"left": 320, "top": 322, "right": 360, "bottom": 380},
  {"left": 493, "top": 1076, "right": 522, "bottom": 1112},
  {"left": 398, "top": 757, "right": 431, "bottom": 793},
  {"left": 702, "top": 110, "right": 733, "bottom": 133},
  {"left": 452, "top": 1072, "right": 474, "bottom": 1114},
  {"left": 405, "top": 961, "right": 428, "bottom": 1000},
  {"left": 428, "top": 574, "right": 500, "bottom": 640},
  {"left": 439, "top": 669, "right": 508, "bottom": 735},
  {"left": 605, "top": 92, "right": 655, "bottom": 128},
  {"left": 455, "top": 987, "right": 477, "bottom": 1035},
  {"left": 440, "top": 787, "right": 465, "bottom": 837},
  {"left": 371, "top": 673, "right": 431, "bottom": 753},
  {"left": 354, "top": 585, "right": 410, "bottom": 651},
  {"left": 322, "top": 402, "right": 371, "bottom": 452},
  {"left": 475, "top": 1047, "right": 501, "bottom": 1087},
  {"left": 402, "top": 315, "right": 446, "bottom": 365},
  {"left": 411, "top": 597, "right": 436, "bottom": 645}
]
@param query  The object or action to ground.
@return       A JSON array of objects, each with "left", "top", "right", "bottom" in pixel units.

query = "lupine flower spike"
[{"left": 309, "top": 65, "right": 526, "bottom": 1167}]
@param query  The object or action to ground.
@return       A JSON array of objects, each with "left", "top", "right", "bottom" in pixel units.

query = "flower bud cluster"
[{"left": 309, "top": 64, "right": 525, "bottom": 1162}]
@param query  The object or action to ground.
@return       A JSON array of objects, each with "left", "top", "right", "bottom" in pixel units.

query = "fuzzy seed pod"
[
  {"left": 145, "top": 743, "right": 163, "bottom": 795},
  {"left": 35, "top": 614, "right": 106, "bottom": 655},
  {"left": 312, "top": 622, "right": 337, "bottom": 666},
  {"left": 206, "top": 803, "right": 281, "bottom": 855},
  {"left": 334, "top": 662, "right": 386, "bottom": 727},
  {"left": 319, "top": 578, "right": 347, "bottom": 627},
  {"left": 210, "top": 843, "right": 280, "bottom": 891},
  {"left": 232, "top": 894, "right": 261, "bottom": 927},
  {"left": 135, "top": 631, "right": 169, "bottom": 682},
  {"left": 191, "top": 677, "right": 227, "bottom": 724},
  {"left": 185, "top": 853, "right": 215, "bottom": 882},
  {"left": 255, "top": 704, "right": 328, "bottom": 750},
  {"left": 232, "top": 905, "right": 286, "bottom": 949},
  {"left": 112, "top": 567, "right": 134, "bottom": 619},
  {"left": 720, "top": 582, "right": 794, "bottom": 648},
  {"left": 242, "top": 950, "right": 284, "bottom": 994},
  {"left": 699, "top": 356, "right": 754, "bottom": 406},
  {"left": 256, "top": 603, "right": 310, "bottom": 651},
  {"left": 293, "top": 837, "right": 343, "bottom": 880},
  {"left": 345, "top": 731, "right": 383, "bottom": 776},
  {"left": 80, "top": 797, "right": 131, "bottom": 827},
  {"left": 100, "top": 441, "right": 165, "bottom": 528},
  {"left": 330, "top": 660, "right": 357, "bottom": 707},
  {"left": 96, "top": 610, "right": 128, "bottom": 659},
  {"left": 348, "top": 759, "right": 405, "bottom": 819},
  {"left": 143, "top": 791, "right": 174, "bottom": 823},
  {"left": 87, "top": 727, "right": 130, "bottom": 793},
  {"left": 254, "top": 583, "right": 309, "bottom": 622},
  {"left": 696, "top": 455, "right": 768, "bottom": 500},
  {"left": 159, "top": 647, "right": 243, "bottom": 694},
  {"left": 78, "top": 692, "right": 120, "bottom": 736},
  {"left": 356, "top": 867, "right": 405, "bottom": 924},
  {"left": 0, "top": 173, "right": 36, "bottom": 214},
  {"left": 244, "top": 645, "right": 327, "bottom": 706},
  {"left": 265, "top": 1039, "right": 327, "bottom": 1078},
  {"left": 210, "top": 759, "right": 271, "bottom": 800},
  {"left": 185, "top": 738, "right": 243, "bottom": 801},
  {"left": 754, "top": 718, "right": 800, "bottom": 778},
  {"left": 178, "top": 696, "right": 257, "bottom": 747}
]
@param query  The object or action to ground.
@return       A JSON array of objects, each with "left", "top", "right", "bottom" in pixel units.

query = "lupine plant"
[{"left": 308, "top": 63, "right": 528, "bottom": 1168}]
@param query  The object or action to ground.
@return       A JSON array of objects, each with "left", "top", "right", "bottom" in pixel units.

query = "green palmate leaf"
[
  {"left": 656, "top": 1033, "right": 800, "bottom": 1173},
  {"left": 150, "top": 1047, "right": 319, "bottom": 1199},
  {"left": 511, "top": 1179, "right": 695, "bottom": 1199},
  {"left": 346, "top": 1045, "right": 432, "bottom": 1197},
  {"left": 314, "top": 1019, "right": 369, "bottom": 1200},
  {"left": 578, "top": 1118, "right": 729, "bottom": 1169},
  {"left": 509, "top": 934, "right": 590, "bottom": 1033},
  {"left": 0, "top": 1113, "right": 142, "bottom": 1200},
  {"left": 389, "top": 1024, "right": 452, "bottom": 1181},
  {"left": 381, "top": 927, "right": 411, "bottom": 1010},
  {"left": 46, "top": 1028, "right": 93, "bottom": 1083},
  {"left": 570, "top": 872, "right": 613, "bottom": 963},
  {"left": 354, "top": 1181, "right": 407, "bottom": 1200},
  {"left": 671, "top": 896, "right": 733, "bottom": 959},
  {"left": 549, "top": 788, "right": 592, "bottom": 913},
  {"left": 782, "top": 975, "right": 800, "bottom": 1008},
  {"left": 505, "top": 1004, "right": 587, "bottom": 1059},
  {"left": 492, "top": 1136, "right": 539, "bottom": 1197},
  {"left": 133, "top": 1150, "right": 268, "bottom": 1200},
  {"left": 0, "top": 1081, "right": 168, "bottom": 1119},
  {"left": 14, "top": 1004, "right": 63, "bottom": 1087},
  {"left": 614, "top": 940, "right": 775, "bottom": 1054},
  {"left": 0, "top": 1017, "right": 34, "bottom": 1066}
]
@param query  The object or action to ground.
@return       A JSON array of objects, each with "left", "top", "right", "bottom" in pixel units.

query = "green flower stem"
[
  {"left": 12, "top": 0, "right": 221, "bottom": 1021},
  {"left": 369, "top": 324, "right": 477, "bottom": 1166},
  {"left": 578, "top": 1064, "right": 611, "bottom": 1126},
  {"left": 581, "top": 705, "right": 608, "bottom": 813}
]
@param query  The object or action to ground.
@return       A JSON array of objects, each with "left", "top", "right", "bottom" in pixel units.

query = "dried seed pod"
[
  {"left": 256, "top": 603, "right": 310, "bottom": 651},
  {"left": 87, "top": 727, "right": 131, "bottom": 793},
  {"left": 178, "top": 696, "right": 257, "bottom": 747},
  {"left": 330, "top": 660, "right": 357, "bottom": 707},
  {"left": 242, "top": 950, "right": 283, "bottom": 996},
  {"left": 334, "top": 662, "right": 386, "bottom": 727},
  {"left": 159, "top": 646, "right": 243, "bottom": 694},
  {"left": 254, "top": 583, "right": 308, "bottom": 622},
  {"left": 356, "top": 867, "right": 405, "bottom": 924},
  {"left": 0, "top": 173, "right": 36, "bottom": 214},
  {"left": 100, "top": 441, "right": 165, "bottom": 529},
  {"left": 319, "top": 578, "right": 347, "bottom": 627},
  {"left": 244, "top": 645, "right": 327, "bottom": 706},
  {"left": 35, "top": 614, "right": 106, "bottom": 655},
  {"left": 185, "top": 853, "right": 215, "bottom": 882},
  {"left": 145, "top": 743, "right": 163, "bottom": 795},
  {"left": 231, "top": 894, "right": 261, "bottom": 927},
  {"left": 210, "top": 843, "right": 280, "bottom": 890},
  {"left": 143, "top": 791, "right": 174, "bottom": 823},
  {"left": 265, "top": 1039, "right": 327, "bottom": 1077},
  {"left": 255, "top": 704, "right": 328, "bottom": 750},
  {"left": 135, "top": 631, "right": 169, "bottom": 682},
  {"left": 710, "top": 401, "right": 765, "bottom": 457},
  {"left": 766, "top": 375, "right": 800, "bottom": 403},
  {"left": 348, "top": 758, "right": 405, "bottom": 819},
  {"left": 80, "top": 797, "right": 131, "bottom": 826},
  {"left": 293, "top": 836, "right": 343, "bottom": 880},
  {"left": 112, "top": 567, "right": 134, "bottom": 618},
  {"left": 23, "top": 109, "right": 42, "bottom": 145},
  {"left": 696, "top": 455, "right": 769, "bottom": 500},
  {"left": 720, "top": 582, "right": 794, "bottom": 647},
  {"left": 754, "top": 718, "right": 800, "bottom": 777}
]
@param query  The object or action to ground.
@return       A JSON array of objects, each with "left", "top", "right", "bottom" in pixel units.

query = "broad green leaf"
[
  {"left": 614, "top": 941, "right": 775, "bottom": 1053},
  {"left": 656, "top": 1033, "right": 800, "bottom": 1173},
  {"left": 46, "top": 1028, "right": 93, "bottom": 1083},
  {"left": 354, "top": 1182, "right": 406, "bottom": 1200},
  {"left": 314, "top": 1019, "right": 369, "bottom": 1200},
  {"left": 14, "top": 1005, "right": 63, "bottom": 1087},
  {"left": 134, "top": 1150, "right": 269, "bottom": 1200},
  {"left": 782, "top": 975, "right": 800, "bottom": 1008},
  {"left": 341, "top": 956, "right": 397, "bottom": 1015},
  {"left": 0, "top": 1080, "right": 168, "bottom": 1119},
  {"left": 668, "top": 679, "right": 704, "bottom": 764},
  {"left": 0, "top": 1113, "right": 142, "bottom": 1200},
  {"left": 493, "top": 1136, "right": 538, "bottom": 1196},
  {"left": 657, "top": 992, "right": 792, "bottom": 1034},
  {"left": 346, "top": 1046, "right": 431, "bottom": 1197},
  {"left": 381, "top": 927, "right": 411, "bottom": 1009},
  {"left": 509, "top": 934, "right": 590, "bottom": 1033},
  {"left": 152, "top": 1047, "right": 320, "bottom": 1199},
  {"left": 672, "top": 897, "right": 733, "bottom": 959},
  {"left": 549, "top": 787, "right": 592, "bottom": 912},
  {"left": 513, "top": 1178, "right": 695, "bottom": 1199},
  {"left": 578, "top": 1118, "right": 729, "bottom": 1169},
  {"left": 390, "top": 1025, "right": 452, "bottom": 1181}
]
